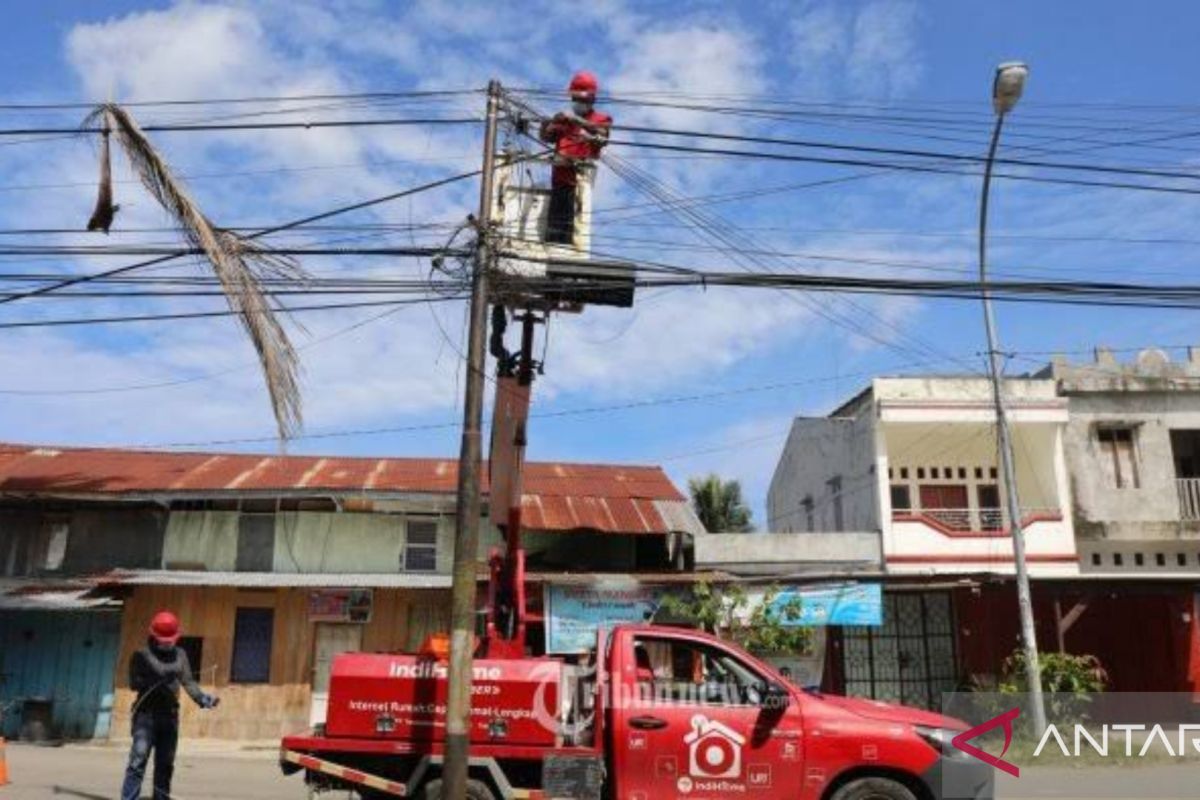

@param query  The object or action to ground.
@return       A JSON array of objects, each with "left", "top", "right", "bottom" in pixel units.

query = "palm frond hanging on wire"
[{"left": 83, "top": 102, "right": 305, "bottom": 439}]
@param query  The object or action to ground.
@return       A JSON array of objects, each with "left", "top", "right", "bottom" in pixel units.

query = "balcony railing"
[
  {"left": 1178, "top": 478, "right": 1200, "bottom": 521},
  {"left": 893, "top": 507, "right": 1061, "bottom": 536}
]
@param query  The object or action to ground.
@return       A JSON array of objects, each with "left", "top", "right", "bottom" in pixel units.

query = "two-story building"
[
  {"left": 769, "top": 372, "right": 1200, "bottom": 709},
  {"left": 0, "top": 443, "right": 701, "bottom": 741},
  {"left": 767, "top": 376, "right": 1076, "bottom": 709},
  {"left": 1034, "top": 348, "right": 1200, "bottom": 697}
]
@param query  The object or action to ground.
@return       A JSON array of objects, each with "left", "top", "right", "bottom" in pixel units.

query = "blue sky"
[{"left": 1, "top": 0, "right": 1199, "bottom": 525}]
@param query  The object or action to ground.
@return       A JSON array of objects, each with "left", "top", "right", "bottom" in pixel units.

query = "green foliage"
[
  {"left": 688, "top": 474, "right": 754, "bottom": 533},
  {"left": 657, "top": 581, "right": 812, "bottom": 656},
  {"left": 1000, "top": 649, "right": 1108, "bottom": 695},
  {"left": 999, "top": 648, "right": 1108, "bottom": 724}
]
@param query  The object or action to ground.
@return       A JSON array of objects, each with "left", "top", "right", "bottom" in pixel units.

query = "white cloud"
[{"left": 789, "top": 0, "right": 923, "bottom": 98}]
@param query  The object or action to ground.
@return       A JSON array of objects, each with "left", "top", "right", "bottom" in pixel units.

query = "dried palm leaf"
[
  {"left": 84, "top": 102, "right": 306, "bottom": 439},
  {"left": 86, "top": 125, "right": 117, "bottom": 232}
]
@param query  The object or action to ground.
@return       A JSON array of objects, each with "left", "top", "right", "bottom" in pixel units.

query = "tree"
[
  {"left": 84, "top": 103, "right": 305, "bottom": 439},
  {"left": 689, "top": 474, "right": 754, "bottom": 532},
  {"left": 657, "top": 581, "right": 811, "bottom": 656}
]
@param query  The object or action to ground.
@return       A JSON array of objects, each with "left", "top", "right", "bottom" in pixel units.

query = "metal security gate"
[
  {"left": 842, "top": 592, "right": 957, "bottom": 710},
  {"left": 0, "top": 610, "right": 121, "bottom": 739}
]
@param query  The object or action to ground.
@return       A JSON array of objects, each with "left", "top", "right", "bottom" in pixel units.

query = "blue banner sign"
[
  {"left": 544, "top": 584, "right": 660, "bottom": 653},
  {"left": 769, "top": 582, "right": 883, "bottom": 626}
]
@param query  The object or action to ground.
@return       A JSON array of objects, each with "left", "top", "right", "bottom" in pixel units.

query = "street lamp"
[{"left": 978, "top": 61, "right": 1048, "bottom": 736}]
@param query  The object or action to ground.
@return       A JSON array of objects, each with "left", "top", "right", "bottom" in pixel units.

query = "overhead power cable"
[
  {"left": 0, "top": 117, "right": 480, "bottom": 137},
  {"left": 0, "top": 296, "right": 466, "bottom": 329},
  {"left": 0, "top": 166, "right": 486, "bottom": 306},
  {"left": 0, "top": 89, "right": 481, "bottom": 112},
  {"left": 607, "top": 139, "right": 1200, "bottom": 196},
  {"left": 615, "top": 123, "right": 1200, "bottom": 183}
]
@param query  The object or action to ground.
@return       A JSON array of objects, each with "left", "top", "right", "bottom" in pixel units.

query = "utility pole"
[
  {"left": 980, "top": 62, "right": 1046, "bottom": 736},
  {"left": 444, "top": 79, "right": 501, "bottom": 799}
]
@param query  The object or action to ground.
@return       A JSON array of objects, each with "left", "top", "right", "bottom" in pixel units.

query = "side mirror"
[{"left": 761, "top": 681, "right": 791, "bottom": 710}]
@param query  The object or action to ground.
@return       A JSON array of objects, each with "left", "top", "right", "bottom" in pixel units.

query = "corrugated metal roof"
[
  {"left": 0, "top": 443, "right": 692, "bottom": 535},
  {"left": 98, "top": 569, "right": 452, "bottom": 589}
]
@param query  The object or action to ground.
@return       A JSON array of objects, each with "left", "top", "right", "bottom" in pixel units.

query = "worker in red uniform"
[
  {"left": 120, "top": 610, "right": 219, "bottom": 800},
  {"left": 539, "top": 71, "right": 612, "bottom": 244}
]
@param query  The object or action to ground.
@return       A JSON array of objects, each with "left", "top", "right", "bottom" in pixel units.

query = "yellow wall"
[{"left": 112, "top": 585, "right": 451, "bottom": 740}]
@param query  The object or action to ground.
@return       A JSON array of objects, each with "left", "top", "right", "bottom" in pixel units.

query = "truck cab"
[{"left": 281, "top": 623, "right": 993, "bottom": 800}]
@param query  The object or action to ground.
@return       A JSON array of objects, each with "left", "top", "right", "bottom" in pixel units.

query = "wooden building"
[{"left": 0, "top": 443, "right": 703, "bottom": 741}]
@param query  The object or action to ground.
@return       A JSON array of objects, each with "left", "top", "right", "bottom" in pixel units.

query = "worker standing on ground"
[
  {"left": 539, "top": 70, "right": 612, "bottom": 244},
  {"left": 120, "top": 610, "right": 219, "bottom": 800}
]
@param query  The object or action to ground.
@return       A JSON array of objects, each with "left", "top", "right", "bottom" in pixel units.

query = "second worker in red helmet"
[{"left": 539, "top": 70, "right": 612, "bottom": 244}]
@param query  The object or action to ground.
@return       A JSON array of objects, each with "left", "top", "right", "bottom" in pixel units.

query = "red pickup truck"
[{"left": 280, "top": 623, "right": 991, "bottom": 800}]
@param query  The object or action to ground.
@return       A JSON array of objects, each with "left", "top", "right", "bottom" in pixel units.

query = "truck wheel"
[
  {"left": 829, "top": 776, "right": 918, "bottom": 800},
  {"left": 421, "top": 778, "right": 495, "bottom": 800}
]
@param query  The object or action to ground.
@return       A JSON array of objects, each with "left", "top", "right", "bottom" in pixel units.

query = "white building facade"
[{"left": 768, "top": 376, "right": 1078, "bottom": 576}]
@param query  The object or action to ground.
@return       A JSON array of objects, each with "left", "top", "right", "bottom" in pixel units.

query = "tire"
[
  {"left": 421, "top": 778, "right": 496, "bottom": 800},
  {"left": 829, "top": 776, "right": 919, "bottom": 800}
]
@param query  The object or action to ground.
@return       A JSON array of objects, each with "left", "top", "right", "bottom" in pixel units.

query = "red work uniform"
[{"left": 539, "top": 108, "right": 612, "bottom": 187}]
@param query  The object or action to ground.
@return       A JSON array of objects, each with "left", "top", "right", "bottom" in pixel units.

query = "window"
[
  {"left": 1091, "top": 553, "right": 1102, "bottom": 566},
  {"left": 890, "top": 485, "right": 912, "bottom": 512},
  {"left": 1155, "top": 553, "right": 1166, "bottom": 567},
  {"left": 1134, "top": 552, "right": 1144, "bottom": 567},
  {"left": 900, "top": 467, "right": 909, "bottom": 480},
  {"left": 403, "top": 519, "right": 439, "bottom": 572},
  {"left": 633, "top": 636, "right": 766, "bottom": 706},
  {"left": 976, "top": 485, "right": 1002, "bottom": 531},
  {"left": 801, "top": 496, "right": 814, "bottom": 532},
  {"left": 178, "top": 636, "right": 204, "bottom": 679},
  {"left": 827, "top": 476, "right": 844, "bottom": 531},
  {"left": 41, "top": 519, "right": 69, "bottom": 571},
  {"left": 1113, "top": 553, "right": 1124, "bottom": 567},
  {"left": 1170, "top": 430, "right": 1200, "bottom": 479},
  {"left": 231, "top": 608, "right": 273, "bottom": 683},
  {"left": 1178, "top": 553, "right": 1187, "bottom": 567},
  {"left": 1097, "top": 426, "right": 1140, "bottom": 488},
  {"left": 236, "top": 513, "right": 275, "bottom": 572}
]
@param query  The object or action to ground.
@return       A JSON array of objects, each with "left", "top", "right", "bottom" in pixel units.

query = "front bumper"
[{"left": 921, "top": 754, "right": 995, "bottom": 800}]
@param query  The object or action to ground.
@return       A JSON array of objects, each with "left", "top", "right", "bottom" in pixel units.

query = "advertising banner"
[
  {"left": 765, "top": 582, "right": 883, "bottom": 626},
  {"left": 544, "top": 583, "right": 660, "bottom": 653},
  {"left": 308, "top": 588, "right": 373, "bottom": 623}
]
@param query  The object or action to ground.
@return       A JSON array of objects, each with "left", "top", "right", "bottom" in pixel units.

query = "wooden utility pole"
[{"left": 443, "top": 79, "right": 501, "bottom": 799}]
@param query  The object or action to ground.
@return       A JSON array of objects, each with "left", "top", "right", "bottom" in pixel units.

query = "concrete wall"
[
  {"left": 694, "top": 531, "right": 882, "bottom": 574},
  {"left": 1045, "top": 351, "right": 1200, "bottom": 541},
  {"left": 768, "top": 412, "right": 879, "bottom": 534}
]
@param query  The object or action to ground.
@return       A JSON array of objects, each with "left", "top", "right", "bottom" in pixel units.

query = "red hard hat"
[
  {"left": 149, "top": 610, "right": 181, "bottom": 646},
  {"left": 568, "top": 71, "right": 599, "bottom": 98}
]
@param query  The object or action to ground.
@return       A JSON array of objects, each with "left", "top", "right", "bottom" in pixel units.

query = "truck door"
[{"left": 611, "top": 632, "right": 805, "bottom": 800}]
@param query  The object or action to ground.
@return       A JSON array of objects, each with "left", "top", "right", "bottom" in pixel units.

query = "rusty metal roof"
[{"left": 0, "top": 443, "right": 698, "bottom": 535}]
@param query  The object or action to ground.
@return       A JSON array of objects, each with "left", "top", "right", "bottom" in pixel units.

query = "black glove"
[{"left": 202, "top": 694, "right": 220, "bottom": 709}]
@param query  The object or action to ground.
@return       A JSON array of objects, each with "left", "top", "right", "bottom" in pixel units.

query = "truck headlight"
[{"left": 915, "top": 726, "right": 968, "bottom": 759}]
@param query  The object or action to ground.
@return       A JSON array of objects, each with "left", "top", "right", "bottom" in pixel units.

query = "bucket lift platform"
[{"left": 491, "top": 153, "right": 634, "bottom": 310}]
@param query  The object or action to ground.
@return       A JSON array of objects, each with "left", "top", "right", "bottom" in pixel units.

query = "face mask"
[{"left": 572, "top": 101, "right": 592, "bottom": 116}]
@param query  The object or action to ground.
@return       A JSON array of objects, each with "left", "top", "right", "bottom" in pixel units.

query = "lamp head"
[{"left": 992, "top": 61, "right": 1029, "bottom": 115}]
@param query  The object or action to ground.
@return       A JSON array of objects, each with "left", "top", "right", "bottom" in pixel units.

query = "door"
[
  {"left": 918, "top": 484, "right": 970, "bottom": 530},
  {"left": 309, "top": 623, "right": 362, "bottom": 726},
  {"left": 0, "top": 610, "right": 120, "bottom": 739},
  {"left": 613, "top": 633, "right": 805, "bottom": 800},
  {"left": 842, "top": 592, "right": 958, "bottom": 710}
]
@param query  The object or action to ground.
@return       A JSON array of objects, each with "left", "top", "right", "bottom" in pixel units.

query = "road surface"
[{"left": 5, "top": 741, "right": 1200, "bottom": 798}]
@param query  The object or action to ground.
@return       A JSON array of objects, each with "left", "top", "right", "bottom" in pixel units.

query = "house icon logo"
[{"left": 684, "top": 714, "right": 746, "bottom": 779}]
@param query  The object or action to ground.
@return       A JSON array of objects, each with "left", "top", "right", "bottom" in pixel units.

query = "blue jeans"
[{"left": 120, "top": 711, "right": 179, "bottom": 800}]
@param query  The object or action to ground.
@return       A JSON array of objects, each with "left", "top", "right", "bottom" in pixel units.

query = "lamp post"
[{"left": 979, "top": 61, "right": 1047, "bottom": 736}]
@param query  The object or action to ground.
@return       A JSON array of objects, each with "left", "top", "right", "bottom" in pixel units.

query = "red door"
[{"left": 611, "top": 631, "right": 805, "bottom": 800}]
